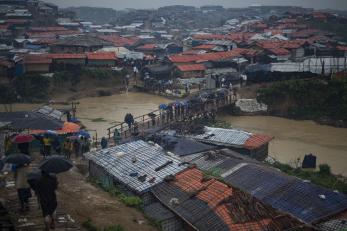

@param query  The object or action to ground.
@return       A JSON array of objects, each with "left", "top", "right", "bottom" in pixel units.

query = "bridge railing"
[{"left": 105, "top": 92, "right": 237, "bottom": 145}]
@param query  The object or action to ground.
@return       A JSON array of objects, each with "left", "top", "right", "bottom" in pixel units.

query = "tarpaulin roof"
[
  {"left": 148, "top": 135, "right": 215, "bottom": 156},
  {"left": 85, "top": 140, "right": 187, "bottom": 194},
  {"left": 191, "top": 126, "right": 273, "bottom": 150},
  {"left": 183, "top": 150, "right": 347, "bottom": 224},
  {"left": 0, "top": 111, "right": 63, "bottom": 130},
  {"left": 152, "top": 167, "right": 306, "bottom": 231},
  {"left": 56, "top": 122, "right": 80, "bottom": 134}
]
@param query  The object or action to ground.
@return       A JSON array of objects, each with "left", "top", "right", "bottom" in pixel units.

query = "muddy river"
[
  {"left": 2, "top": 92, "right": 347, "bottom": 175},
  {"left": 219, "top": 115, "right": 347, "bottom": 176}
]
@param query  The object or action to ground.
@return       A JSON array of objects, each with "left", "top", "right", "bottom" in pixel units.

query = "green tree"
[{"left": 0, "top": 84, "right": 17, "bottom": 111}]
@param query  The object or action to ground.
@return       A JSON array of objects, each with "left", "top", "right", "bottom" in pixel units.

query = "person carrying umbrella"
[
  {"left": 36, "top": 156, "right": 72, "bottom": 230},
  {"left": 4, "top": 153, "right": 32, "bottom": 212},
  {"left": 35, "top": 171, "right": 58, "bottom": 230},
  {"left": 15, "top": 163, "right": 31, "bottom": 212}
]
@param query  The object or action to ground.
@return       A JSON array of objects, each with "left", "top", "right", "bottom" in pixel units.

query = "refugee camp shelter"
[
  {"left": 84, "top": 140, "right": 187, "bottom": 204},
  {"left": 182, "top": 149, "right": 347, "bottom": 226},
  {"left": 190, "top": 126, "right": 273, "bottom": 160},
  {"left": 51, "top": 35, "right": 112, "bottom": 53},
  {"left": 151, "top": 167, "right": 310, "bottom": 231}
]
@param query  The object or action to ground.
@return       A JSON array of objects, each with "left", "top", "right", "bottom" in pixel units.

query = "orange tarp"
[{"left": 57, "top": 122, "right": 80, "bottom": 134}]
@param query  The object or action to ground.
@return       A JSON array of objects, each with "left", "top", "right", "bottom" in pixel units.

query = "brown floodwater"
[
  {"left": 218, "top": 115, "right": 347, "bottom": 176},
  {"left": 1, "top": 92, "right": 170, "bottom": 138},
  {"left": 2, "top": 92, "right": 347, "bottom": 175}
]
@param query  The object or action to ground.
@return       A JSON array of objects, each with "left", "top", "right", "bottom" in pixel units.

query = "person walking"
[
  {"left": 35, "top": 171, "right": 58, "bottom": 231},
  {"left": 124, "top": 113, "right": 134, "bottom": 130},
  {"left": 63, "top": 139, "right": 71, "bottom": 159},
  {"left": 42, "top": 136, "right": 51, "bottom": 157},
  {"left": 113, "top": 129, "right": 121, "bottom": 145},
  {"left": 101, "top": 137, "right": 108, "bottom": 149},
  {"left": 15, "top": 164, "right": 31, "bottom": 212},
  {"left": 73, "top": 139, "right": 80, "bottom": 158}
]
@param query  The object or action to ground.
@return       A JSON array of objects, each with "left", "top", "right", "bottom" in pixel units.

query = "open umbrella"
[
  {"left": 76, "top": 130, "right": 90, "bottom": 139},
  {"left": 38, "top": 155, "right": 73, "bottom": 174},
  {"left": 159, "top": 104, "right": 168, "bottom": 110},
  {"left": 12, "top": 134, "right": 34, "bottom": 144},
  {"left": 4, "top": 153, "right": 31, "bottom": 166}
]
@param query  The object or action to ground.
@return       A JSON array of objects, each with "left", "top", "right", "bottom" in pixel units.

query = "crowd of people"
[{"left": 34, "top": 135, "right": 90, "bottom": 160}]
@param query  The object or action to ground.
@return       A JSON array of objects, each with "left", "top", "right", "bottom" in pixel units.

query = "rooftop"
[
  {"left": 176, "top": 64, "right": 206, "bottom": 72},
  {"left": 190, "top": 126, "right": 273, "bottom": 150},
  {"left": 86, "top": 52, "right": 117, "bottom": 60},
  {"left": 183, "top": 149, "right": 347, "bottom": 224},
  {"left": 54, "top": 35, "right": 112, "bottom": 47},
  {"left": 152, "top": 167, "right": 307, "bottom": 231},
  {"left": 84, "top": 140, "right": 187, "bottom": 194}
]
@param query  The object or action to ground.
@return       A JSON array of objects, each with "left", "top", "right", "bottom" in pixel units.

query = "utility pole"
[{"left": 71, "top": 101, "right": 80, "bottom": 119}]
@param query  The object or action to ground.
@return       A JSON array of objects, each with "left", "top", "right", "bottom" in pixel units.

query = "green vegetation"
[
  {"left": 103, "top": 225, "right": 125, "bottom": 231},
  {"left": 82, "top": 218, "right": 98, "bottom": 231},
  {"left": 0, "top": 75, "right": 50, "bottom": 103},
  {"left": 52, "top": 68, "right": 124, "bottom": 87},
  {"left": 257, "top": 78, "right": 347, "bottom": 123},
  {"left": 91, "top": 117, "right": 107, "bottom": 122},
  {"left": 272, "top": 162, "right": 347, "bottom": 193},
  {"left": 207, "top": 119, "right": 232, "bottom": 129},
  {"left": 87, "top": 177, "right": 143, "bottom": 209},
  {"left": 82, "top": 218, "right": 125, "bottom": 231}
]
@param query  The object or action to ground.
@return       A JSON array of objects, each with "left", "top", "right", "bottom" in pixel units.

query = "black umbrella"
[
  {"left": 4, "top": 153, "right": 31, "bottom": 166},
  {"left": 38, "top": 155, "right": 73, "bottom": 174}
]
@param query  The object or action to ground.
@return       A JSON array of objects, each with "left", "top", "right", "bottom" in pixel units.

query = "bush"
[
  {"left": 319, "top": 164, "right": 331, "bottom": 176},
  {"left": 119, "top": 195, "right": 143, "bottom": 208},
  {"left": 82, "top": 218, "right": 98, "bottom": 231}
]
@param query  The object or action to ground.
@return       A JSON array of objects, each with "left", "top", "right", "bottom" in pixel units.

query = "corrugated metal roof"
[
  {"left": 184, "top": 150, "right": 347, "bottom": 224},
  {"left": 36, "top": 106, "right": 64, "bottom": 120},
  {"left": 247, "top": 57, "right": 347, "bottom": 74},
  {"left": 191, "top": 126, "right": 252, "bottom": 148},
  {"left": 85, "top": 140, "right": 186, "bottom": 194},
  {"left": 152, "top": 167, "right": 306, "bottom": 231},
  {"left": 144, "top": 202, "right": 176, "bottom": 221},
  {"left": 0, "top": 121, "right": 11, "bottom": 129}
]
